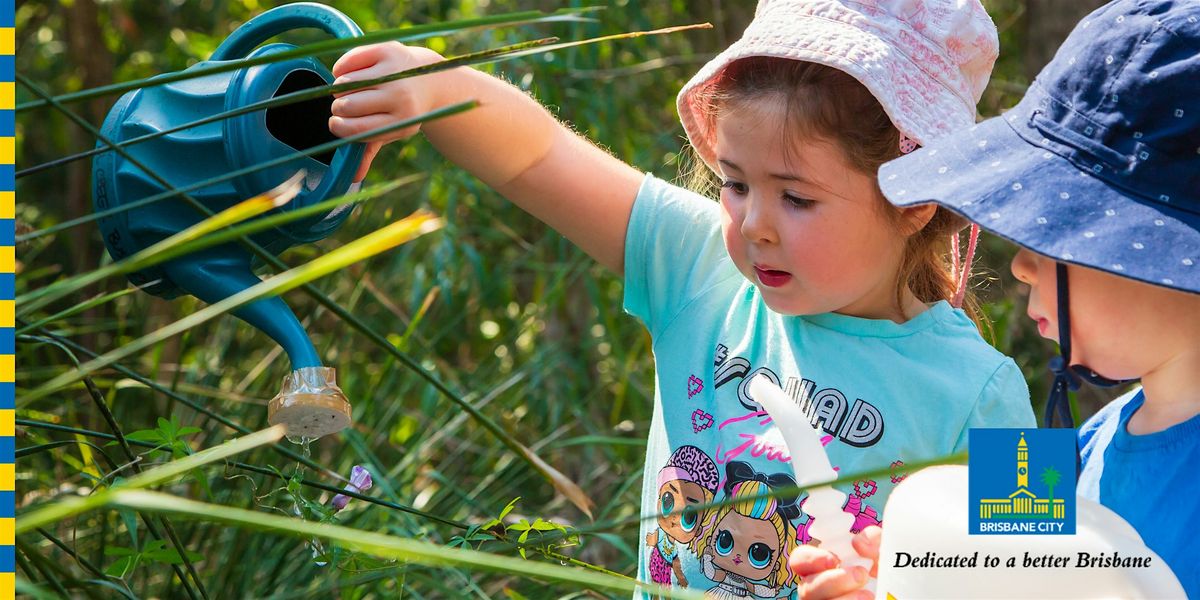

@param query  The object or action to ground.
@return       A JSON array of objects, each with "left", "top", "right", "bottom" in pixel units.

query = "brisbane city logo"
[{"left": 969, "top": 429, "right": 1077, "bottom": 535}]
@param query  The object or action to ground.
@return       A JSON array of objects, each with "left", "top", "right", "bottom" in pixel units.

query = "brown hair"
[{"left": 684, "top": 57, "right": 983, "bottom": 327}]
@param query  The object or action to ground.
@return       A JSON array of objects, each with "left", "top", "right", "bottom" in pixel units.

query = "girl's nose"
[
  {"left": 740, "top": 196, "right": 777, "bottom": 244},
  {"left": 1010, "top": 248, "right": 1038, "bottom": 285}
]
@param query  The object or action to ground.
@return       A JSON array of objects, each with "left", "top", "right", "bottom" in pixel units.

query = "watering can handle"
[{"left": 211, "top": 2, "right": 362, "bottom": 61}]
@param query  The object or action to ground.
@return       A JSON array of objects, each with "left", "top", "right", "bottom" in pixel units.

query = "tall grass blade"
[
  {"left": 18, "top": 172, "right": 303, "bottom": 316},
  {"left": 16, "top": 426, "right": 286, "bottom": 534},
  {"left": 21, "top": 211, "right": 444, "bottom": 406},
  {"left": 19, "top": 98, "right": 474, "bottom": 242},
  {"left": 16, "top": 8, "right": 598, "bottom": 111},
  {"left": 18, "top": 175, "right": 420, "bottom": 316},
  {"left": 109, "top": 490, "right": 701, "bottom": 599}
]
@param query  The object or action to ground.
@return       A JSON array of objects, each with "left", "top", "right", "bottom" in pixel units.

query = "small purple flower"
[{"left": 330, "top": 465, "right": 373, "bottom": 512}]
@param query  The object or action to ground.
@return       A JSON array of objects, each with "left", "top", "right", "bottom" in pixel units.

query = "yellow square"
[
  {"left": 0, "top": 355, "right": 11, "bottom": 383},
  {"left": 0, "top": 463, "right": 12, "bottom": 491},
  {"left": 0, "top": 28, "right": 12, "bottom": 55},
  {"left": 0, "top": 573, "right": 11, "bottom": 597},
  {"left": 0, "top": 301, "right": 11, "bottom": 327},
  {"left": 0, "top": 247, "right": 11, "bottom": 273},
  {"left": 0, "top": 410, "right": 10, "bottom": 437},
  {"left": 0, "top": 83, "right": 12, "bottom": 111},
  {"left": 0, "top": 519, "right": 11, "bottom": 546},
  {"left": 0, "top": 192, "right": 11, "bottom": 219},
  {"left": 0, "top": 138, "right": 12, "bottom": 165}
]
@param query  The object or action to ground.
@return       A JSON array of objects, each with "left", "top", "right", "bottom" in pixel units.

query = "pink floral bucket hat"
[{"left": 677, "top": 0, "right": 1000, "bottom": 171}]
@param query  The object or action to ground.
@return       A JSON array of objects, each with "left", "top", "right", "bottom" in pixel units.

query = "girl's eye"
[
  {"left": 715, "top": 530, "right": 734, "bottom": 555},
  {"left": 748, "top": 542, "right": 774, "bottom": 568},
  {"left": 660, "top": 492, "right": 674, "bottom": 516},
  {"left": 680, "top": 506, "right": 698, "bottom": 532},
  {"left": 783, "top": 193, "right": 816, "bottom": 209},
  {"left": 721, "top": 180, "right": 748, "bottom": 195}
]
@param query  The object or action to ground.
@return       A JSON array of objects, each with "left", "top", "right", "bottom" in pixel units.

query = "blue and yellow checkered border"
[{"left": 3, "top": 0, "right": 14, "bottom": 595}]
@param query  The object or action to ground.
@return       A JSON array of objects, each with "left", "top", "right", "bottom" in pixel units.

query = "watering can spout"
[
  {"left": 162, "top": 255, "right": 321, "bottom": 369},
  {"left": 163, "top": 254, "right": 353, "bottom": 439}
]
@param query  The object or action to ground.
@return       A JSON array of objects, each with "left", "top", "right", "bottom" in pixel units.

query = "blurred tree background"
[{"left": 15, "top": 0, "right": 1120, "bottom": 597}]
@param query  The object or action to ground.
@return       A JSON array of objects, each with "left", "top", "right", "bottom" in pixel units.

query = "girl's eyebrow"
[{"left": 717, "top": 158, "right": 817, "bottom": 185}]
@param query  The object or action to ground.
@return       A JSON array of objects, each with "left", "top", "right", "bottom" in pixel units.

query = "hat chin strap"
[{"left": 1044, "top": 263, "right": 1135, "bottom": 427}]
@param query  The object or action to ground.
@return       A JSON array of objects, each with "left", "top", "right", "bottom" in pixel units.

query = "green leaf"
[
  {"left": 117, "top": 508, "right": 139, "bottom": 547},
  {"left": 498, "top": 497, "right": 520, "bottom": 521},
  {"left": 142, "top": 539, "right": 204, "bottom": 565},
  {"left": 104, "top": 554, "right": 140, "bottom": 578}
]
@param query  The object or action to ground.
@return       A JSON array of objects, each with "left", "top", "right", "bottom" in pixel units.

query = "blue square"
[
  {"left": 0, "top": 328, "right": 10, "bottom": 353},
  {"left": 0, "top": 437, "right": 11, "bottom": 462},
  {"left": 0, "top": 383, "right": 11, "bottom": 409},
  {"left": 968, "top": 428, "right": 1077, "bottom": 535},
  {"left": 0, "top": 165, "right": 11, "bottom": 190},
  {"left": 0, "top": 491, "right": 11, "bottom": 518},
  {"left": 0, "top": 111, "right": 12, "bottom": 137},
  {"left": 0, "top": 1, "right": 13, "bottom": 28},
  {"left": 0, "top": 545, "right": 12, "bottom": 572},
  {"left": 0, "top": 273, "right": 12, "bottom": 298},
  {"left": 0, "top": 219, "right": 12, "bottom": 245},
  {"left": 0, "top": 56, "right": 11, "bottom": 82}
]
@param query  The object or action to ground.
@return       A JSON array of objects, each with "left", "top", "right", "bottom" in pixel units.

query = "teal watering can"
[{"left": 92, "top": 3, "right": 365, "bottom": 438}]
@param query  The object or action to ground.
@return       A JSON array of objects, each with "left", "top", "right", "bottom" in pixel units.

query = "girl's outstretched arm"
[{"left": 329, "top": 42, "right": 643, "bottom": 276}]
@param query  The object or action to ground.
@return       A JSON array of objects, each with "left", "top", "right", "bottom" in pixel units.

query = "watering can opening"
[{"left": 266, "top": 69, "right": 338, "bottom": 167}]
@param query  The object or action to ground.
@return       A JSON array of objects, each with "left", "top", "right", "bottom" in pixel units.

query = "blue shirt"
[
  {"left": 624, "top": 175, "right": 1035, "bottom": 597},
  {"left": 1078, "top": 388, "right": 1200, "bottom": 597}
]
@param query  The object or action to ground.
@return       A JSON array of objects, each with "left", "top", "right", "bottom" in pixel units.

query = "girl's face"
[
  {"left": 1010, "top": 248, "right": 1199, "bottom": 381},
  {"left": 657, "top": 480, "right": 707, "bottom": 543},
  {"left": 715, "top": 98, "right": 930, "bottom": 321},
  {"left": 710, "top": 510, "right": 780, "bottom": 580}
]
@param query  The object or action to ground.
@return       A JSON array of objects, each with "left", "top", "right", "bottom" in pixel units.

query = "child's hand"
[
  {"left": 789, "top": 526, "right": 881, "bottom": 600},
  {"left": 329, "top": 42, "right": 445, "bottom": 181}
]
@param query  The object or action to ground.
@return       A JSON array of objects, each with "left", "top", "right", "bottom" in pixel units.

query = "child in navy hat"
[{"left": 790, "top": 0, "right": 1200, "bottom": 597}]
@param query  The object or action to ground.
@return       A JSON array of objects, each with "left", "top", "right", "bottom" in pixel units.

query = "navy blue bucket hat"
[{"left": 878, "top": 0, "right": 1199, "bottom": 295}]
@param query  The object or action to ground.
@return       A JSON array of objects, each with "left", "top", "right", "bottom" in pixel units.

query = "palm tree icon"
[{"left": 1041, "top": 466, "right": 1062, "bottom": 501}]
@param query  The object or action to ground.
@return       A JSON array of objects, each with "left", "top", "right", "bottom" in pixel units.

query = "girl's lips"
[
  {"left": 754, "top": 266, "right": 792, "bottom": 288},
  {"left": 1037, "top": 318, "right": 1050, "bottom": 336}
]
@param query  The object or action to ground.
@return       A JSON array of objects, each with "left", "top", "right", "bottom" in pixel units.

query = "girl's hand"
[
  {"left": 329, "top": 42, "right": 445, "bottom": 181},
  {"left": 789, "top": 526, "right": 881, "bottom": 600}
]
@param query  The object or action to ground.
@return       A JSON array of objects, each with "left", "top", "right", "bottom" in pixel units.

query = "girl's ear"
[{"left": 898, "top": 203, "right": 938, "bottom": 236}]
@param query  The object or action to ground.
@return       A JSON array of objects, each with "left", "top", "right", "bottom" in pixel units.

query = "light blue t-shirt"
[
  {"left": 624, "top": 175, "right": 1034, "bottom": 598},
  {"left": 1078, "top": 388, "right": 1200, "bottom": 598}
]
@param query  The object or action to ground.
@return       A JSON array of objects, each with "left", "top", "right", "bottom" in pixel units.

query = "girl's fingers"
[
  {"left": 331, "top": 89, "right": 394, "bottom": 119},
  {"left": 851, "top": 526, "right": 883, "bottom": 577},
  {"left": 329, "top": 112, "right": 415, "bottom": 142},
  {"left": 332, "top": 42, "right": 393, "bottom": 78},
  {"left": 788, "top": 546, "right": 839, "bottom": 577},
  {"left": 796, "top": 566, "right": 871, "bottom": 600},
  {"left": 354, "top": 142, "right": 381, "bottom": 182}
]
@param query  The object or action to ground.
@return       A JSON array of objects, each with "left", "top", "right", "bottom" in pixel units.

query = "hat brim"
[{"left": 879, "top": 111, "right": 1200, "bottom": 294}]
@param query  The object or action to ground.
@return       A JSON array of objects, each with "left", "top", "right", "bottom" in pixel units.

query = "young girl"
[
  {"left": 329, "top": 0, "right": 1035, "bottom": 594},
  {"left": 793, "top": 1, "right": 1199, "bottom": 598}
]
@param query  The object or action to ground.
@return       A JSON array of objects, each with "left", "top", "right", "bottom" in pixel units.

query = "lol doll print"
[
  {"left": 647, "top": 445, "right": 721, "bottom": 587},
  {"left": 693, "top": 461, "right": 800, "bottom": 599}
]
